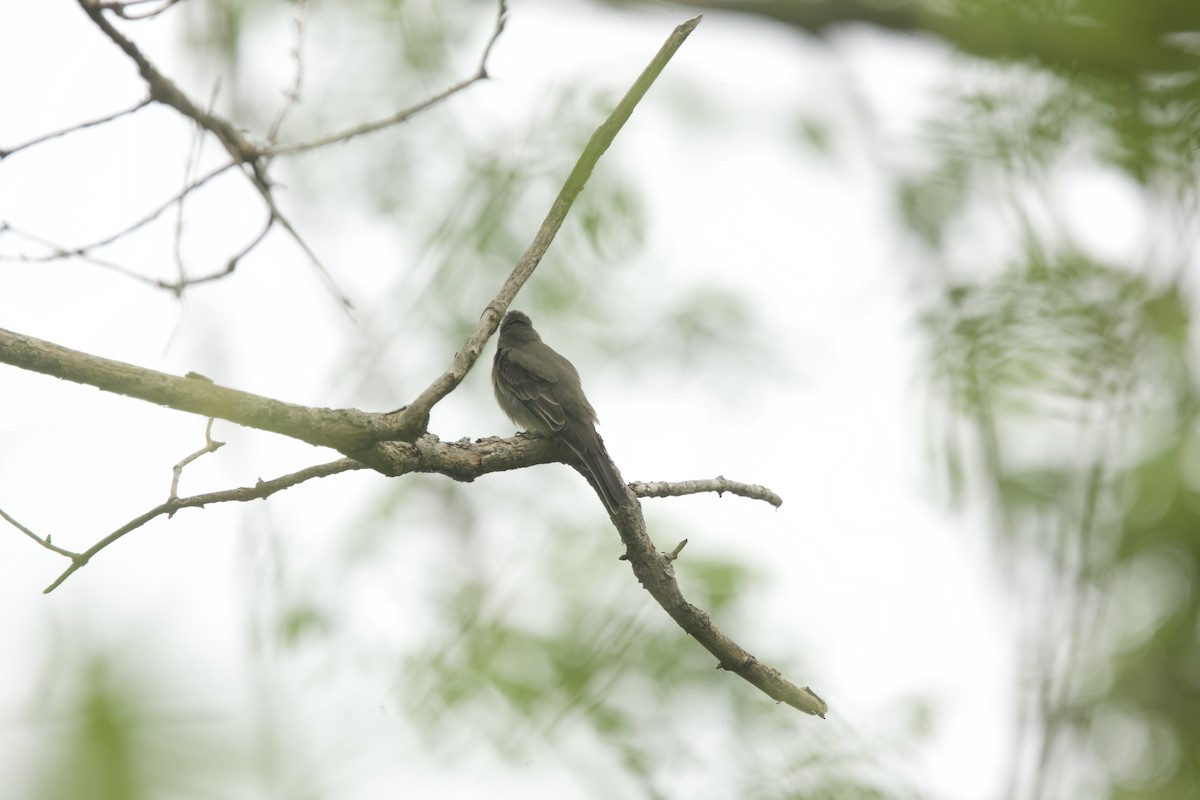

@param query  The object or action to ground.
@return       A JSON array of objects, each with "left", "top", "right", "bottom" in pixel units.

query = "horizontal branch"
[
  {"left": 2, "top": 327, "right": 820, "bottom": 712},
  {"left": 11, "top": 458, "right": 366, "bottom": 593},
  {"left": 356, "top": 431, "right": 824, "bottom": 716},
  {"left": 0, "top": 327, "right": 421, "bottom": 449},
  {"left": 0, "top": 97, "right": 151, "bottom": 160},
  {"left": 633, "top": 476, "right": 783, "bottom": 507},
  {"left": 267, "top": 0, "right": 507, "bottom": 155}
]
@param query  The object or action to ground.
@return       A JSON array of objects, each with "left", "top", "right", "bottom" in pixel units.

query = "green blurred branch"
[{"left": 402, "top": 14, "right": 703, "bottom": 427}]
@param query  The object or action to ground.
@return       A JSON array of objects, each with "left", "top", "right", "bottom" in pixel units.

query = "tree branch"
[
  {"left": 3, "top": 10, "right": 826, "bottom": 716},
  {"left": 632, "top": 476, "right": 783, "bottom": 507},
  {"left": 267, "top": 0, "right": 508, "bottom": 156},
  {"left": 76, "top": 0, "right": 351, "bottom": 308},
  {"left": 0, "top": 97, "right": 151, "bottom": 160},
  {"left": 17, "top": 458, "right": 367, "bottom": 593},
  {"left": 0, "top": 328, "right": 409, "bottom": 449},
  {"left": 400, "top": 13, "right": 703, "bottom": 430},
  {"left": 0, "top": 327, "right": 821, "bottom": 713},
  {"left": 610, "top": 479, "right": 826, "bottom": 717}
]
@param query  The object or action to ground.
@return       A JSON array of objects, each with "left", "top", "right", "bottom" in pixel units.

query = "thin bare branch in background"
[
  {"left": 34, "top": 457, "right": 368, "bottom": 593},
  {"left": 0, "top": 160, "right": 239, "bottom": 265},
  {"left": 167, "top": 418, "right": 225, "bottom": 511},
  {"left": 172, "top": 85, "right": 220, "bottom": 281},
  {"left": 631, "top": 476, "right": 784, "bottom": 507},
  {"left": 0, "top": 508, "right": 78, "bottom": 559},
  {"left": 0, "top": 97, "right": 151, "bottom": 160},
  {"left": 0, "top": 223, "right": 169, "bottom": 288},
  {"left": 266, "top": 0, "right": 508, "bottom": 156},
  {"left": 266, "top": 0, "right": 308, "bottom": 147}
]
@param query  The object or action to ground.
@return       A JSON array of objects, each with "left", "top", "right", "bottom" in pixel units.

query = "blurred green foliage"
[
  {"left": 648, "top": 1, "right": 1200, "bottom": 797},
  {"left": 880, "top": 1, "right": 1200, "bottom": 797},
  {"left": 31, "top": 646, "right": 244, "bottom": 800}
]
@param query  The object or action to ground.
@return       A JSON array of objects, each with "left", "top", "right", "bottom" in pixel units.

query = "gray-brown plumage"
[{"left": 492, "top": 310, "right": 631, "bottom": 514}]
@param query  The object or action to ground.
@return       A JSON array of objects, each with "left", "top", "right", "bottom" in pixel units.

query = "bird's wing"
[{"left": 497, "top": 345, "right": 572, "bottom": 431}]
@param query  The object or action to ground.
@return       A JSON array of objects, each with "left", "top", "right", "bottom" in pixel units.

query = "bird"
[{"left": 492, "top": 310, "right": 632, "bottom": 514}]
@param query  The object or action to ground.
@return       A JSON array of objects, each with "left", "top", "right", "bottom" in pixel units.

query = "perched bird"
[{"left": 492, "top": 310, "right": 631, "bottom": 514}]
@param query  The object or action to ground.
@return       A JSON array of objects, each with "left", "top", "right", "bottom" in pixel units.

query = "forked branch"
[{"left": 1, "top": 11, "right": 827, "bottom": 717}]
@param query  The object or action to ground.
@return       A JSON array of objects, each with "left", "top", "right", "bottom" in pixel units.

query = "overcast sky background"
[{"left": 0, "top": 1, "right": 1150, "bottom": 797}]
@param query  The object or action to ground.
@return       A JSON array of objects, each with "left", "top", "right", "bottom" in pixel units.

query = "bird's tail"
[{"left": 563, "top": 429, "right": 632, "bottom": 515}]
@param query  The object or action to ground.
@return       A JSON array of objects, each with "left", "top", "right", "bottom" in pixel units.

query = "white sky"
[{"left": 0, "top": 1, "right": 1064, "bottom": 797}]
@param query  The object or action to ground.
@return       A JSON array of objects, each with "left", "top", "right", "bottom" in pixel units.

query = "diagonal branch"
[
  {"left": 357, "top": 12, "right": 825, "bottom": 715},
  {"left": 0, "top": 328, "right": 406, "bottom": 449},
  {"left": 23, "top": 458, "right": 365, "bottom": 593},
  {"left": 0, "top": 97, "right": 151, "bottom": 160},
  {"left": 632, "top": 476, "right": 783, "bottom": 507},
  {"left": 599, "top": 462, "right": 825, "bottom": 716},
  {"left": 399, "top": 14, "right": 703, "bottom": 432},
  {"left": 0, "top": 159, "right": 238, "bottom": 263},
  {"left": 0, "top": 508, "right": 78, "bottom": 559},
  {"left": 78, "top": 0, "right": 261, "bottom": 167},
  {"left": 76, "top": 0, "right": 353, "bottom": 308},
  {"left": 267, "top": 0, "right": 509, "bottom": 157}
]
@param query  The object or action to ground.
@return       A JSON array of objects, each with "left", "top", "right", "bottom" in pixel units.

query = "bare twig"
[
  {"left": 157, "top": 214, "right": 274, "bottom": 296},
  {"left": 172, "top": 85, "right": 219, "bottom": 282},
  {"left": 167, "top": 418, "right": 225, "bottom": 511},
  {"left": 76, "top": 0, "right": 353, "bottom": 308},
  {"left": 266, "top": 0, "right": 508, "bottom": 156},
  {"left": 632, "top": 476, "right": 783, "bottom": 507},
  {"left": 0, "top": 160, "right": 240, "bottom": 264},
  {"left": 0, "top": 508, "right": 77, "bottom": 558},
  {"left": 266, "top": 0, "right": 309, "bottom": 146},
  {"left": 57, "top": 0, "right": 506, "bottom": 307},
  {"left": 0, "top": 222, "right": 169, "bottom": 287},
  {"left": 0, "top": 97, "right": 151, "bottom": 160},
  {"left": 35, "top": 457, "right": 367, "bottom": 593},
  {"left": 664, "top": 539, "right": 688, "bottom": 561}
]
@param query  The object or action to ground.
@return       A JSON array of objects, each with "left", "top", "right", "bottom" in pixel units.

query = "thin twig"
[
  {"left": 631, "top": 476, "right": 783, "bottom": 507},
  {"left": 266, "top": 0, "right": 308, "bottom": 146},
  {"left": 77, "top": 0, "right": 353, "bottom": 309},
  {"left": 0, "top": 507, "right": 77, "bottom": 558},
  {"left": 0, "top": 222, "right": 165, "bottom": 286},
  {"left": 157, "top": 214, "right": 274, "bottom": 296},
  {"left": 266, "top": 0, "right": 508, "bottom": 156},
  {"left": 167, "top": 418, "right": 225, "bottom": 512},
  {"left": 0, "top": 97, "right": 151, "bottom": 160},
  {"left": 36, "top": 458, "right": 366, "bottom": 593},
  {"left": 0, "top": 160, "right": 240, "bottom": 262},
  {"left": 172, "top": 85, "right": 219, "bottom": 282}
]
